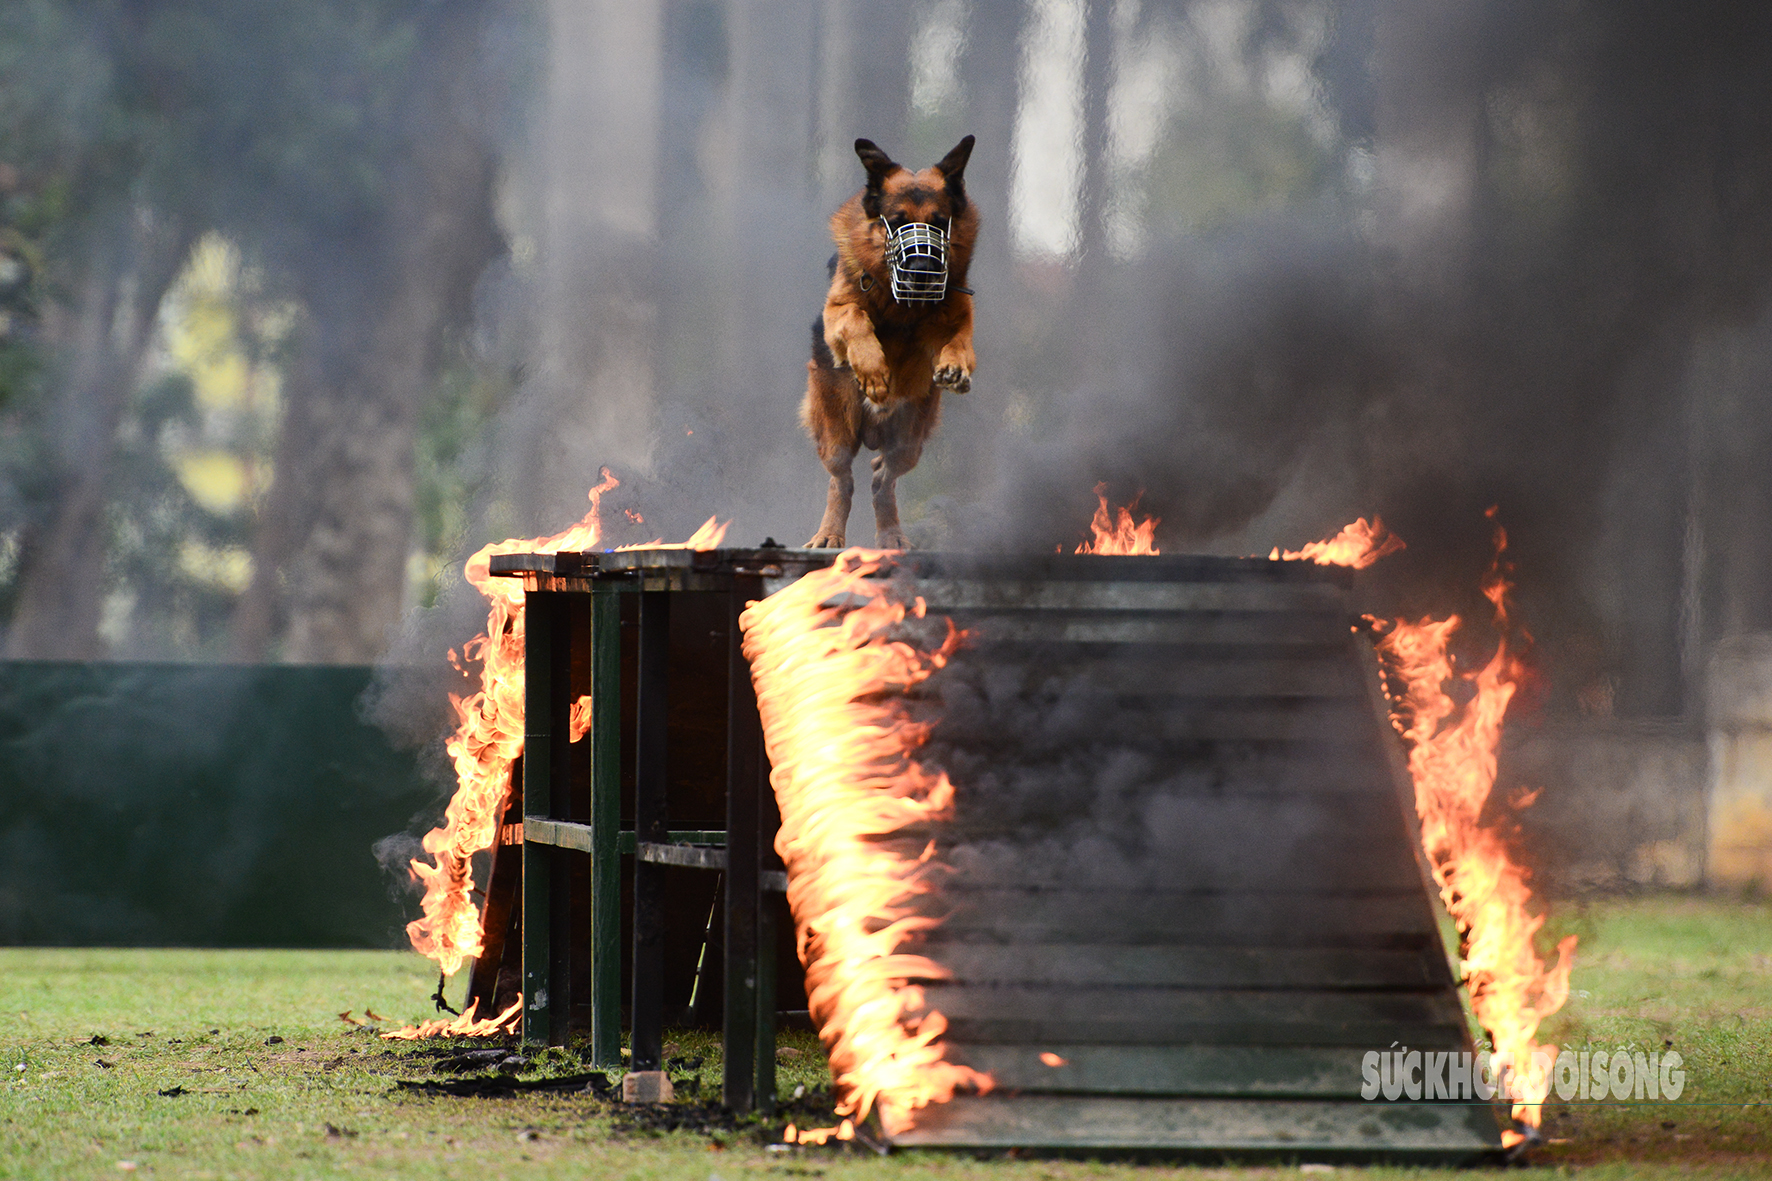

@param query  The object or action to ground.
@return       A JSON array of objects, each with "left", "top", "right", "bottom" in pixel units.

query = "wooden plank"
[
  {"left": 915, "top": 984, "right": 1469, "bottom": 1045},
  {"left": 525, "top": 816, "right": 592, "bottom": 854},
  {"left": 954, "top": 612, "right": 1352, "bottom": 648},
  {"left": 916, "top": 579, "right": 1347, "bottom": 614},
  {"left": 904, "top": 748, "right": 1401, "bottom": 803},
  {"left": 925, "top": 945, "right": 1447, "bottom": 989},
  {"left": 931, "top": 695, "right": 1384, "bottom": 746},
  {"left": 922, "top": 798, "right": 1421, "bottom": 894},
  {"left": 637, "top": 842, "right": 727, "bottom": 870},
  {"left": 927, "top": 889, "right": 1441, "bottom": 942},
  {"left": 521, "top": 818, "right": 762, "bottom": 856},
  {"left": 943, "top": 1044, "right": 1384, "bottom": 1098},
  {"left": 465, "top": 772, "right": 524, "bottom": 1015},
  {"left": 939, "top": 1016, "right": 1463, "bottom": 1050},
  {"left": 888, "top": 1095, "right": 1502, "bottom": 1158},
  {"left": 901, "top": 552, "right": 1352, "bottom": 588},
  {"left": 930, "top": 654, "right": 1367, "bottom": 699}
]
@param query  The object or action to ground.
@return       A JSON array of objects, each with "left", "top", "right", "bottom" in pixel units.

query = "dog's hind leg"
[
  {"left": 869, "top": 452, "right": 910, "bottom": 550},
  {"left": 868, "top": 395, "right": 941, "bottom": 550},
  {"left": 802, "top": 331, "right": 862, "bottom": 548}
]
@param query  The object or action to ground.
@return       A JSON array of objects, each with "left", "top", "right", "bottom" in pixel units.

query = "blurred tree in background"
[
  {"left": 0, "top": 0, "right": 510, "bottom": 662},
  {"left": 0, "top": 0, "right": 1415, "bottom": 667}
]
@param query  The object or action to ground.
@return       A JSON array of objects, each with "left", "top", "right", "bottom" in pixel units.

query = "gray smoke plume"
[
  {"left": 370, "top": 0, "right": 1772, "bottom": 737},
  {"left": 945, "top": 1, "right": 1772, "bottom": 720}
]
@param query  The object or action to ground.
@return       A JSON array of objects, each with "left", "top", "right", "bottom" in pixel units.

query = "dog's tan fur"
[{"left": 802, "top": 136, "right": 978, "bottom": 549}]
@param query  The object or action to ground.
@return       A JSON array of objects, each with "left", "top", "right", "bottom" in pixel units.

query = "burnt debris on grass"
[{"left": 394, "top": 1071, "right": 614, "bottom": 1098}]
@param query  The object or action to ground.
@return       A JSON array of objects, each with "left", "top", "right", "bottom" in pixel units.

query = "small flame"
[
  {"left": 785, "top": 1119, "right": 856, "bottom": 1146},
  {"left": 1372, "top": 522, "right": 1576, "bottom": 1131},
  {"left": 1269, "top": 516, "right": 1404, "bottom": 568},
  {"left": 568, "top": 694, "right": 594, "bottom": 742},
  {"left": 1039, "top": 1052, "right": 1068, "bottom": 1067},
  {"left": 379, "top": 997, "right": 523, "bottom": 1041},
  {"left": 613, "top": 515, "right": 729, "bottom": 552},
  {"left": 740, "top": 549, "right": 991, "bottom": 1136},
  {"left": 1076, "top": 483, "right": 1159, "bottom": 555}
]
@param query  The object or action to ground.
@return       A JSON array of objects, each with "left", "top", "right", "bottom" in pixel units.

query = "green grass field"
[{"left": 2, "top": 895, "right": 1768, "bottom": 1180}]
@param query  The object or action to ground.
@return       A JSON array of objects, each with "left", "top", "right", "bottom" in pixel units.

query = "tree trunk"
[
  {"left": 235, "top": 1, "right": 502, "bottom": 663},
  {"left": 5, "top": 208, "right": 193, "bottom": 659}
]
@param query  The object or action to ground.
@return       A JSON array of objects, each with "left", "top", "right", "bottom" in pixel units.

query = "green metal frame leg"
[{"left": 589, "top": 584, "right": 624, "bottom": 1065}]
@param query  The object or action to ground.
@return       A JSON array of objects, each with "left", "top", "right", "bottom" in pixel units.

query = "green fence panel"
[{"left": 0, "top": 661, "right": 442, "bottom": 948}]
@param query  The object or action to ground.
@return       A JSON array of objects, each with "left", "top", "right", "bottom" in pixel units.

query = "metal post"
[
  {"left": 723, "top": 575, "right": 764, "bottom": 1111},
  {"left": 522, "top": 590, "right": 570, "bottom": 1045},
  {"left": 589, "top": 582, "right": 624, "bottom": 1066},
  {"left": 630, "top": 590, "right": 671, "bottom": 1072}
]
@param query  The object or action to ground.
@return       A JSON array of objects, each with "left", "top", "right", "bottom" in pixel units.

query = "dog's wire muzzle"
[{"left": 883, "top": 219, "right": 950, "bottom": 303}]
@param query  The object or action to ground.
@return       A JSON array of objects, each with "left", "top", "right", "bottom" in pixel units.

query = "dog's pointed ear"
[
  {"left": 855, "top": 139, "right": 901, "bottom": 184},
  {"left": 856, "top": 138, "right": 902, "bottom": 217},
  {"left": 934, "top": 135, "right": 975, "bottom": 212},
  {"left": 934, "top": 135, "right": 975, "bottom": 182}
]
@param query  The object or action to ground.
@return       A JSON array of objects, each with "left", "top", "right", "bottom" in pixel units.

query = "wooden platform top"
[{"left": 487, "top": 547, "right": 1356, "bottom": 588}]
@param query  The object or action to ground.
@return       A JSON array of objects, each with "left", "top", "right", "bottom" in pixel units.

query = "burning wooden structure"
[{"left": 486, "top": 544, "right": 1506, "bottom": 1160}]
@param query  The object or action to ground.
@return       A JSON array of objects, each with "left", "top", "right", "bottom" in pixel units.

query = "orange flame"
[
  {"left": 401, "top": 470, "right": 621, "bottom": 981},
  {"left": 1372, "top": 523, "right": 1576, "bottom": 1138},
  {"left": 740, "top": 549, "right": 992, "bottom": 1136},
  {"left": 379, "top": 997, "right": 523, "bottom": 1041},
  {"left": 1270, "top": 516, "right": 1404, "bottom": 568},
  {"left": 392, "top": 474, "right": 730, "bottom": 1039},
  {"left": 1076, "top": 483, "right": 1159, "bottom": 554},
  {"left": 614, "top": 515, "right": 730, "bottom": 552}
]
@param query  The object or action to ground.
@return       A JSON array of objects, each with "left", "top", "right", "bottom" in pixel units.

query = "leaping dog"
[{"left": 802, "top": 135, "right": 977, "bottom": 549}]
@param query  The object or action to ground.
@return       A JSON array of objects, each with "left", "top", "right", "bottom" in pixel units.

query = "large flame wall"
[{"left": 739, "top": 549, "right": 990, "bottom": 1135}]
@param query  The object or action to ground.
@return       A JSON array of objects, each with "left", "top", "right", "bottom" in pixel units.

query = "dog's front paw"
[
  {"left": 874, "top": 526, "right": 910, "bottom": 551},
  {"left": 847, "top": 339, "right": 890, "bottom": 402},
  {"left": 806, "top": 529, "right": 846, "bottom": 549},
  {"left": 934, "top": 364, "right": 972, "bottom": 394}
]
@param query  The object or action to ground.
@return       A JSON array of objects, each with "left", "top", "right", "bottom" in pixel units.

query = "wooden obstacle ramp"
[{"left": 886, "top": 554, "right": 1503, "bottom": 1162}]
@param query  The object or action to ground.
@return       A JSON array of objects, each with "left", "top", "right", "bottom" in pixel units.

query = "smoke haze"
[{"left": 8, "top": 0, "right": 1772, "bottom": 727}]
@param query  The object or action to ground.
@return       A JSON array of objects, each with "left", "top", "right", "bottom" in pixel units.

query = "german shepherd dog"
[{"left": 803, "top": 135, "right": 977, "bottom": 549}]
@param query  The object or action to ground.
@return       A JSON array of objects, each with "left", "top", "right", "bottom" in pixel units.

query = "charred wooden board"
[
  {"left": 889, "top": 1095, "right": 1500, "bottom": 1161},
  {"left": 876, "top": 557, "right": 1495, "bottom": 1158},
  {"left": 916, "top": 944, "right": 1451, "bottom": 989},
  {"left": 925, "top": 889, "right": 1440, "bottom": 943},
  {"left": 943, "top": 1045, "right": 1384, "bottom": 1098},
  {"left": 917, "top": 983, "right": 1468, "bottom": 1049}
]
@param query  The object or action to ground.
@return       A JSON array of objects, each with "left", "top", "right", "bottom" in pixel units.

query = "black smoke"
[{"left": 962, "top": 1, "right": 1772, "bottom": 721}]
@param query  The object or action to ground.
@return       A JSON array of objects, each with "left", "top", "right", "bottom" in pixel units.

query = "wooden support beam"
[
  {"left": 723, "top": 574, "right": 764, "bottom": 1112},
  {"left": 589, "top": 583, "right": 623, "bottom": 1065},
  {"left": 464, "top": 765, "right": 524, "bottom": 1016},
  {"left": 522, "top": 591, "right": 572, "bottom": 1045},
  {"left": 630, "top": 590, "right": 670, "bottom": 1072}
]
